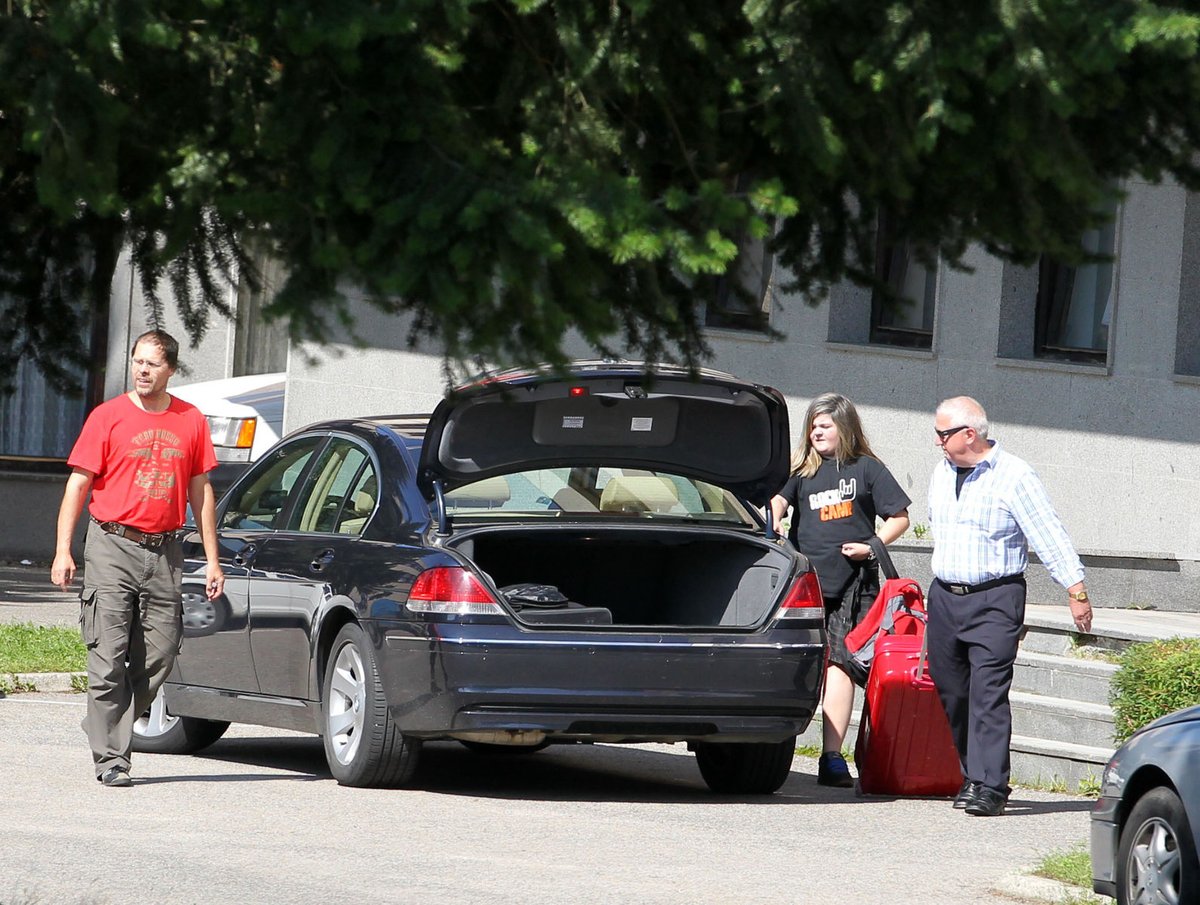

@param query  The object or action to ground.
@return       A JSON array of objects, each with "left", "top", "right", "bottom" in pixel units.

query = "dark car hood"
[{"left": 418, "top": 361, "right": 792, "bottom": 506}]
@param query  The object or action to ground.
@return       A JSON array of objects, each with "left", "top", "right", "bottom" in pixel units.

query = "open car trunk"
[{"left": 450, "top": 526, "right": 797, "bottom": 629}]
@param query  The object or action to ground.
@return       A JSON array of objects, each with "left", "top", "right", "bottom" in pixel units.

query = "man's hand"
[
  {"left": 204, "top": 562, "right": 226, "bottom": 601},
  {"left": 50, "top": 552, "right": 76, "bottom": 590},
  {"left": 1069, "top": 598, "right": 1093, "bottom": 633}
]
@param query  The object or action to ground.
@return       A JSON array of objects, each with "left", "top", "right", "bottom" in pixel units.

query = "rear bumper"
[{"left": 375, "top": 623, "right": 824, "bottom": 742}]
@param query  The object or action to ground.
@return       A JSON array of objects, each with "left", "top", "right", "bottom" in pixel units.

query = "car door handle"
[
  {"left": 232, "top": 543, "right": 258, "bottom": 567},
  {"left": 309, "top": 549, "right": 336, "bottom": 573}
]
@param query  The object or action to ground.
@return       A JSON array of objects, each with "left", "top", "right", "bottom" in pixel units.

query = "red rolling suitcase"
[{"left": 854, "top": 632, "right": 963, "bottom": 796}]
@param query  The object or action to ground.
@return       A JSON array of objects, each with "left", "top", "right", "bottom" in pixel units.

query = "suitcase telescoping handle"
[
  {"left": 866, "top": 535, "right": 900, "bottom": 581},
  {"left": 912, "top": 632, "right": 934, "bottom": 686}
]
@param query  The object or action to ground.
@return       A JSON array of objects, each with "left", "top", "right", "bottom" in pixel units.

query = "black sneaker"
[{"left": 817, "top": 752, "right": 854, "bottom": 788}]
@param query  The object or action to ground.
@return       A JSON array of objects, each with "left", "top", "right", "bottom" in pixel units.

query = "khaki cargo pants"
[{"left": 79, "top": 519, "right": 183, "bottom": 777}]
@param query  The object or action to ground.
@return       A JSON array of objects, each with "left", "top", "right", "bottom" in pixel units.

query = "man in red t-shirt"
[{"left": 50, "top": 329, "right": 226, "bottom": 787}]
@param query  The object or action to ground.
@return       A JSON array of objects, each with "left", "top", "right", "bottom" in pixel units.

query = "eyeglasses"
[{"left": 934, "top": 425, "right": 970, "bottom": 443}]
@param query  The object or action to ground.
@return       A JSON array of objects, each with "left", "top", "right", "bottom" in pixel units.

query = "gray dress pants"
[{"left": 80, "top": 520, "right": 183, "bottom": 777}]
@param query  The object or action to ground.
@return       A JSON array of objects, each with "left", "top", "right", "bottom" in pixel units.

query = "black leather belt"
[
  {"left": 92, "top": 517, "right": 180, "bottom": 549},
  {"left": 936, "top": 574, "right": 1025, "bottom": 596}
]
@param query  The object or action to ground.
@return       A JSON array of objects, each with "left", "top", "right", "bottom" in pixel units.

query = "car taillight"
[
  {"left": 772, "top": 572, "right": 824, "bottom": 619},
  {"left": 406, "top": 567, "right": 500, "bottom": 615}
]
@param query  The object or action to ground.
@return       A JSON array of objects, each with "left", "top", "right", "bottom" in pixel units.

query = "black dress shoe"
[
  {"left": 965, "top": 785, "right": 1007, "bottom": 817},
  {"left": 99, "top": 766, "right": 132, "bottom": 787},
  {"left": 953, "top": 780, "right": 981, "bottom": 809}
]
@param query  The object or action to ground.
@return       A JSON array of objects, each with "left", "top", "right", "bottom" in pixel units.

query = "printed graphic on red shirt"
[
  {"left": 128, "top": 428, "right": 187, "bottom": 501},
  {"left": 809, "top": 478, "right": 857, "bottom": 522},
  {"left": 69, "top": 395, "right": 217, "bottom": 532}
]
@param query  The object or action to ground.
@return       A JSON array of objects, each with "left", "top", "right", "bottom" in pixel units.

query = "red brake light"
[
  {"left": 773, "top": 572, "right": 824, "bottom": 619},
  {"left": 407, "top": 567, "right": 499, "bottom": 615},
  {"left": 569, "top": 386, "right": 588, "bottom": 397}
]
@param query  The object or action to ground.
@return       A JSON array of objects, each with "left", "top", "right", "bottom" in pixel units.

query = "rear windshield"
[{"left": 443, "top": 467, "right": 756, "bottom": 525}]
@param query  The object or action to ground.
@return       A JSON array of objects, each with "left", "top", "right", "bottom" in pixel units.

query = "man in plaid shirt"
[{"left": 926, "top": 396, "right": 1092, "bottom": 817}]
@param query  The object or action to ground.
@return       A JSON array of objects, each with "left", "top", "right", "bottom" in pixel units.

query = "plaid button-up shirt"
[{"left": 928, "top": 442, "right": 1085, "bottom": 588}]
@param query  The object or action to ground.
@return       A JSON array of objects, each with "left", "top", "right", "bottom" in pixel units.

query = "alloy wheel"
[
  {"left": 134, "top": 687, "right": 180, "bottom": 738},
  {"left": 1125, "top": 815, "right": 1182, "bottom": 905},
  {"left": 326, "top": 642, "right": 367, "bottom": 766}
]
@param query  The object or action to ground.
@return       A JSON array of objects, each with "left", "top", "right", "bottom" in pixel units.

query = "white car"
[{"left": 171, "top": 373, "right": 285, "bottom": 495}]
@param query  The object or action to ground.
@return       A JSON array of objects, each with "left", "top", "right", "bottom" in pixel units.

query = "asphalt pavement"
[
  {"left": 0, "top": 562, "right": 80, "bottom": 628},
  {"left": 0, "top": 695, "right": 1095, "bottom": 905},
  {"left": 0, "top": 563, "right": 1098, "bottom": 903}
]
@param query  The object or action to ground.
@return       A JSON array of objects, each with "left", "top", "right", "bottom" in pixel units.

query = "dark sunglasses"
[{"left": 934, "top": 425, "right": 970, "bottom": 442}]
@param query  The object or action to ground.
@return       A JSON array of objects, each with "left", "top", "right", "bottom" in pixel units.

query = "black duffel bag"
[{"left": 499, "top": 582, "right": 571, "bottom": 609}]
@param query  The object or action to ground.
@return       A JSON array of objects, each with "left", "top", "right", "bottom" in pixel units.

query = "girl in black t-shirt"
[{"left": 770, "top": 393, "right": 911, "bottom": 788}]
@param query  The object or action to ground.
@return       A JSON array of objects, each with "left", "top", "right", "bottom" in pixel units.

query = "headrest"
[
  {"left": 449, "top": 476, "right": 512, "bottom": 508},
  {"left": 599, "top": 475, "right": 680, "bottom": 513}
]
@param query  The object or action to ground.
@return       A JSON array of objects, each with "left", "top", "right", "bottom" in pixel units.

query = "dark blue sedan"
[{"left": 134, "top": 362, "right": 826, "bottom": 793}]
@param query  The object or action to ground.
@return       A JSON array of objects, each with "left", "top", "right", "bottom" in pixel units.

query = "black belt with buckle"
[
  {"left": 936, "top": 574, "right": 1025, "bottom": 596},
  {"left": 92, "top": 517, "right": 179, "bottom": 549}
]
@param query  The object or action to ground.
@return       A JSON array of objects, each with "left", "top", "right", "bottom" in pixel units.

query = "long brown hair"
[{"left": 792, "top": 393, "right": 879, "bottom": 478}]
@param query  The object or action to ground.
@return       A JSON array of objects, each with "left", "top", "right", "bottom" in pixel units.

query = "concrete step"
[
  {"left": 1012, "top": 651, "right": 1117, "bottom": 706},
  {"left": 1019, "top": 623, "right": 1120, "bottom": 657},
  {"left": 798, "top": 690, "right": 1115, "bottom": 792},
  {"left": 1021, "top": 604, "right": 1200, "bottom": 656},
  {"left": 1010, "top": 691, "right": 1115, "bottom": 750},
  {"left": 799, "top": 710, "right": 1114, "bottom": 790},
  {"left": 794, "top": 605, "right": 1200, "bottom": 793},
  {"left": 1009, "top": 734, "right": 1113, "bottom": 789}
]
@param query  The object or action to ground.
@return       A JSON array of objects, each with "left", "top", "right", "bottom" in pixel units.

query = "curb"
[
  {"left": 992, "top": 872, "right": 1096, "bottom": 903},
  {"left": 2, "top": 671, "right": 85, "bottom": 694}
]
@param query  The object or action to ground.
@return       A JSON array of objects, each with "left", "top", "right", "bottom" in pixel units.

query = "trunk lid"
[{"left": 419, "top": 361, "right": 791, "bottom": 506}]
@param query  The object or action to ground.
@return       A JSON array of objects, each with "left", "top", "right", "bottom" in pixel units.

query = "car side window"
[
  {"left": 333, "top": 468, "right": 377, "bottom": 536},
  {"left": 286, "top": 437, "right": 375, "bottom": 535},
  {"left": 220, "top": 437, "right": 324, "bottom": 531}
]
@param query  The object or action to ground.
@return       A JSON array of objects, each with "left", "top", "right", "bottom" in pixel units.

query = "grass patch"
[
  {"left": 1034, "top": 844, "right": 1093, "bottom": 888},
  {"left": 0, "top": 622, "right": 86, "bottom": 673},
  {"left": 1011, "top": 772, "right": 1102, "bottom": 797},
  {"left": 1031, "top": 844, "right": 1108, "bottom": 904},
  {"left": 794, "top": 743, "right": 854, "bottom": 763}
]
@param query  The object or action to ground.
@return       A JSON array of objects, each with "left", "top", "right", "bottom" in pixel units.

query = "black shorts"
[{"left": 824, "top": 563, "right": 880, "bottom": 687}]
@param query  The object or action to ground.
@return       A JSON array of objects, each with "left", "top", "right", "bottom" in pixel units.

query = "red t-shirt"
[{"left": 68, "top": 394, "right": 218, "bottom": 533}]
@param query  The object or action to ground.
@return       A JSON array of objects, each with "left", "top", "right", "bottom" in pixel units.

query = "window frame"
[{"left": 869, "top": 210, "right": 937, "bottom": 350}]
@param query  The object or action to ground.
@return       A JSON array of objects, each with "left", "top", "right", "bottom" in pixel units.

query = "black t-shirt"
[{"left": 777, "top": 456, "right": 911, "bottom": 599}]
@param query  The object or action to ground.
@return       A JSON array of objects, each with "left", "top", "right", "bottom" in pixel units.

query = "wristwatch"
[{"left": 1068, "top": 589, "right": 1090, "bottom": 602}]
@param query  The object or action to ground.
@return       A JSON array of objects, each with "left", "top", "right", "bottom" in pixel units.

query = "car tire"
[
  {"left": 132, "top": 686, "right": 229, "bottom": 754},
  {"left": 694, "top": 736, "right": 797, "bottom": 794},
  {"left": 321, "top": 622, "right": 421, "bottom": 788},
  {"left": 1116, "top": 786, "right": 1199, "bottom": 905}
]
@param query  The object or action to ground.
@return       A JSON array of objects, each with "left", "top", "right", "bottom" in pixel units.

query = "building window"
[
  {"left": 702, "top": 229, "right": 774, "bottom": 332},
  {"left": 1033, "top": 207, "right": 1117, "bottom": 364},
  {"left": 702, "top": 176, "right": 775, "bottom": 333},
  {"left": 1034, "top": 221, "right": 1115, "bottom": 364},
  {"left": 998, "top": 206, "right": 1119, "bottom": 366},
  {"left": 869, "top": 211, "right": 935, "bottom": 349},
  {"left": 1175, "top": 192, "right": 1200, "bottom": 377}
]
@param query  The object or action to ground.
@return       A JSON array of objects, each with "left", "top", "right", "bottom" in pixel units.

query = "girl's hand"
[{"left": 841, "top": 541, "right": 873, "bottom": 561}]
